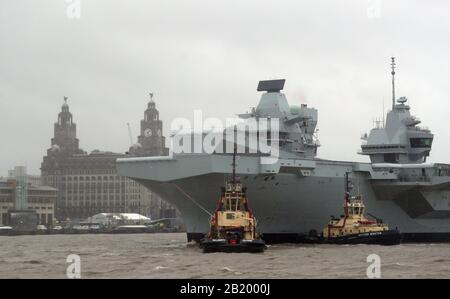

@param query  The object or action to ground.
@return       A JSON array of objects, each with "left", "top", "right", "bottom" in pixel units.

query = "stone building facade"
[
  {"left": 41, "top": 96, "right": 174, "bottom": 221},
  {"left": 0, "top": 179, "right": 56, "bottom": 226}
]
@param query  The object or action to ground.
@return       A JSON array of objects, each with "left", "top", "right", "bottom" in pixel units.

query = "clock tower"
[{"left": 129, "top": 93, "right": 169, "bottom": 156}]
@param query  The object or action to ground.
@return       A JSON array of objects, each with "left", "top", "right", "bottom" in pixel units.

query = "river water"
[{"left": 1, "top": 233, "right": 449, "bottom": 279}]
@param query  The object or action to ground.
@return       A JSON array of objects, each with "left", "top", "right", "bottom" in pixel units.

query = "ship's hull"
[
  {"left": 200, "top": 238, "right": 266, "bottom": 253},
  {"left": 118, "top": 155, "right": 450, "bottom": 243},
  {"left": 323, "top": 230, "right": 402, "bottom": 246}
]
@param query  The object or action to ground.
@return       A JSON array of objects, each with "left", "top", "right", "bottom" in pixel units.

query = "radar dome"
[{"left": 290, "top": 105, "right": 302, "bottom": 115}]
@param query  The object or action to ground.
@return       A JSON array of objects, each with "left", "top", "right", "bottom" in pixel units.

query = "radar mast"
[{"left": 391, "top": 57, "right": 396, "bottom": 110}]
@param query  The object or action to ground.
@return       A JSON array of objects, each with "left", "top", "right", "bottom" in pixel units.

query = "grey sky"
[{"left": 1, "top": 0, "right": 449, "bottom": 175}]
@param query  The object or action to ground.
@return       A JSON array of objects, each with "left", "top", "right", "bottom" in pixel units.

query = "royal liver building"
[{"left": 41, "top": 95, "right": 175, "bottom": 221}]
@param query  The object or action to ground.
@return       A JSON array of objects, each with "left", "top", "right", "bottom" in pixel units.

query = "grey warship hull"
[{"left": 117, "top": 155, "right": 450, "bottom": 242}]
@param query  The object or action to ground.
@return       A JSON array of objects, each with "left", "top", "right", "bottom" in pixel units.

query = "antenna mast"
[
  {"left": 345, "top": 172, "right": 349, "bottom": 193},
  {"left": 391, "top": 57, "right": 396, "bottom": 110},
  {"left": 232, "top": 126, "right": 237, "bottom": 184},
  {"left": 344, "top": 172, "right": 350, "bottom": 204}
]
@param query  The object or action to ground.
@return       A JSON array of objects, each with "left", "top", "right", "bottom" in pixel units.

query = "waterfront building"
[
  {"left": 41, "top": 96, "right": 176, "bottom": 221},
  {"left": 0, "top": 179, "right": 56, "bottom": 226}
]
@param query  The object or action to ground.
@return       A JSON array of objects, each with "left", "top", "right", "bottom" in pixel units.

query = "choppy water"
[{"left": 1, "top": 233, "right": 450, "bottom": 278}]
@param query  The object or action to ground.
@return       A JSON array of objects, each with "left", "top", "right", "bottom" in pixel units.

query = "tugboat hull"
[
  {"left": 200, "top": 238, "right": 266, "bottom": 253},
  {"left": 325, "top": 230, "right": 402, "bottom": 246}
]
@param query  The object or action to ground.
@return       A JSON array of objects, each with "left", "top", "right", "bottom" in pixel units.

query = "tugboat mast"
[
  {"left": 345, "top": 172, "right": 350, "bottom": 193},
  {"left": 344, "top": 172, "right": 353, "bottom": 204},
  {"left": 231, "top": 126, "right": 238, "bottom": 184},
  {"left": 232, "top": 143, "right": 237, "bottom": 184},
  {"left": 391, "top": 57, "right": 396, "bottom": 110}
]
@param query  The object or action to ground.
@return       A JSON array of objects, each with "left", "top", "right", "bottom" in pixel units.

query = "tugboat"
[
  {"left": 322, "top": 173, "right": 402, "bottom": 245},
  {"left": 200, "top": 142, "right": 266, "bottom": 253}
]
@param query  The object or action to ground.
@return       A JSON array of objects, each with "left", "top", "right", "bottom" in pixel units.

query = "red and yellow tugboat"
[
  {"left": 200, "top": 144, "right": 266, "bottom": 253},
  {"left": 323, "top": 173, "right": 402, "bottom": 245}
]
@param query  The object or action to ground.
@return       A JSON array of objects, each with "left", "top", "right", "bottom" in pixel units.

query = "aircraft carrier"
[{"left": 117, "top": 58, "right": 450, "bottom": 243}]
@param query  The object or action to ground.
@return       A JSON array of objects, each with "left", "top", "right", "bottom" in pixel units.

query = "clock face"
[
  {"left": 144, "top": 128, "right": 152, "bottom": 137},
  {"left": 157, "top": 129, "right": 162, "bottom": 137}
]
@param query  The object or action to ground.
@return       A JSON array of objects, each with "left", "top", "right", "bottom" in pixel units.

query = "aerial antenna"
[
  {"left": 232, "top": 126, "right": 237, "bottom": 184},
  {"left": 127, "top": 122, "right": 133, "bottom": 146},
  {"left": 391, "top": 57, "right": 396, "bottom": 110},
  {"left": 344, "top": 172, "right": 351, "bottom": 204},
  {"left": 345, "top": 172, "right": 353, "bottom": 193},
  {"left": 357, "top": 175, "right": 360, "bottom": 196}
]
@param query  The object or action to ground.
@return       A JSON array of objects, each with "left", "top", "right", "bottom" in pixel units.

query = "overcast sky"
[{"left": 0, "top": 0, "right": 449, "bottom": 175}]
